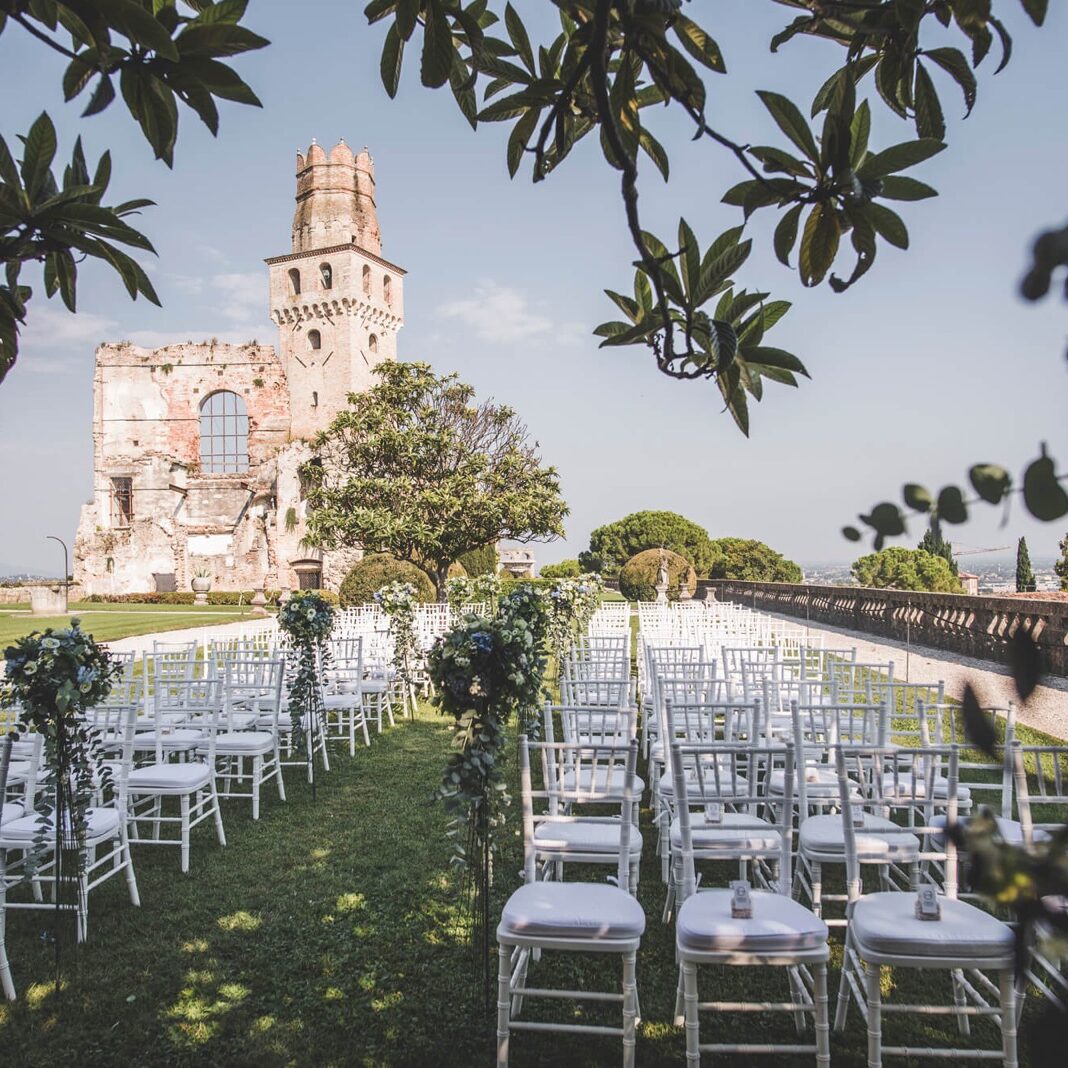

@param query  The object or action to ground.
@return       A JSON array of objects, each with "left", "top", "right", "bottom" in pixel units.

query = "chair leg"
[
  {"left": 211, "top": 784, "right": 227, "bottom": 846},
  {"left": 834, "top": 927, "right": 855, "bottom": 1031},
  {"left": 1000, "top": 969, "right": 1018, "bottom": 1068},
  {"left": 809, "top": 859, "right": 822, "bottom": 918},
  {"left": 122, "top": 828, "right": 141, "bottom": 907},
  {"left": 275, "top": 747, "right": 287, "bottom": 802},
  {"left": 0, "top": 901, "right": 14, "bottom": 1001},
  {"left": 180, "top": 794, "right": 191, "bottom": 874},
  {"left": 496, "top": 942, "right": 512, "bottom": 1068},
  {"left": 681, "top": 959, "right": 700, "bottom": 1064},
  {"left": 673, "top": 964, "right": 685, "bottom": 1026},
  {"left": 252, "top": 756, "right": 262, "bottom": 820},
  {"left": 865, "top": 960, "right": 882, "bottom": 1068},
  {"left": 814, "top": 961, "right": 831, "bottom": 1068},
  {"left": 950, "top": 968, "right": 971, "bottom": 1036},
  {"left": 622, "top": 950, "right": 638, "bottom": 1068}
]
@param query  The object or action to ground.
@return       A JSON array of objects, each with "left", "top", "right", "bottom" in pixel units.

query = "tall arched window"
[
  {"left": 362, "top": 264, "right": 371, "bottom": 296},
  {"left": 319, "top": 262, "right": 332, "bottom": 289},
  {"left": 308, "top": 329, "right": 321, "bottom": 350},
  {"left": 199, "top": 391, "right": 249, "bottom": 474},
  {"left": 288, "top": 268, "right": 301, "bottom": 295},
  {"left": 383, "top": 274, "right": 392, "bottom": 305},
  {"left": 368, "top": 333, "right": 378, "bottom": 355}
]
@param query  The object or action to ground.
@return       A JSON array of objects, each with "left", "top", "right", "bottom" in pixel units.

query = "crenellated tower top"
[{"left": 291, "top": 138, "right": 380, "bottom": 255}]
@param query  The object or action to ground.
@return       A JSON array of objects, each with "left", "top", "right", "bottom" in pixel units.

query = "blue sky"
[{"left": 1, "top": 1, "right": 1066, "bottom": 575}]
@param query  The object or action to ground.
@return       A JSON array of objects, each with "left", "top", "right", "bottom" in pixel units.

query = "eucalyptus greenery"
[
  {"left": 545, "top": 572, "right": 605, "bottom": 669},
  {"left": 277, "top": 591, "right": 335, "bottom": 788}
]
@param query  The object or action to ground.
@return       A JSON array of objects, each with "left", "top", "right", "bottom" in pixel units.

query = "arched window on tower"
[
  {"left": 362, "top": 264, "right": 371, "bottom": 296},
  {"left": 368, "top": 333, "right": 378, "bottom": 355},
  {"left": 308, "top": 329, "right": 321, "bottom": 350},
  {"left": 288, "top": 268, "right": 301, "bottom": 295},
  {"left": 199, "top": 391, "right": 249, "bottom": 474},
  {"left": 319, "top": 262, "right": 332, "bottom": 289},
  {"left": 383, "top": 274, "right": 392, "bottom": 305}
]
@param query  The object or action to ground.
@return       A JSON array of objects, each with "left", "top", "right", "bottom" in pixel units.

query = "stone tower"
[{"left": 266, "top": 138, "right": 405, "bottom": 438}]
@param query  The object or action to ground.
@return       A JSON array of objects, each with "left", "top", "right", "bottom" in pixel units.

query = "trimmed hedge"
[
  {"left": 79, "top": 590, "right": 295, "bottom": 606},
  {"left": 618, "top": 548, "right": 696, "bottom": 602},
  {"left": 339, "top": 554, "right": 435, "bottom": 607},
  {"left": 539, "top": 559, "right": 582, "bottom": 579}
]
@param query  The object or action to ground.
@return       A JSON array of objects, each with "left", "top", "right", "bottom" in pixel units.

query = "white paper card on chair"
[
  {"left": 851, "top": 803, "right": 865, "bottom": 827},
  {"left": 915, "top": 886, "right": 942, "bottom": 921},
  {"left": 704, "top": 801, "right": 723, "bottom": 824},
  {"left": 730, "top": 880, "right": 753, "bottom": 919}
]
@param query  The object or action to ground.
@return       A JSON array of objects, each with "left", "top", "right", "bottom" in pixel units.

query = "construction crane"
[{"left": 951, "top": 545, "right": 1012, "bottom": 557}]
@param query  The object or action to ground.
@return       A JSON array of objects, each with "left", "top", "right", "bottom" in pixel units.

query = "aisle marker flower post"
[
  {"left": 278, "top": 591, "right": 334, "bottom": 797},
  {"left": 375, "top": 581, "right": 419, "bottom": 716}
]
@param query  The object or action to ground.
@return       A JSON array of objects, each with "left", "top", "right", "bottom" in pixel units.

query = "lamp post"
[{"left": 46, "top": 535, "right": 69, "bottom": 614}]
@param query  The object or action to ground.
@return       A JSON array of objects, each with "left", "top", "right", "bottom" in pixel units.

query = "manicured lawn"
[
  {"left": 0, "top": 604, "right": 260, "bottom": 647},
  {"left": 0, "top": 701, "right": 1053, "bottom": 1066}
]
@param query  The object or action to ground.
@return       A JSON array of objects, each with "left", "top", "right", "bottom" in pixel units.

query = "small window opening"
[
  {"left": 312, "top": 391, "right": 319, "bottom": 408},
  {"left": 383, "top": 274, "right": 392, "bottom": 305},
  {"left": 362, "top": 264, "right": 371, "bottom": 296},
  {"left": 298, "top": 569, "right": 322, "bottom": 590},
  {"left": 288, "top": 268, "right": 301, "bottom": 295},
  {"left": 308, "top": 329, "right": 321, "bottom": 350},
  {"left": 368, "top": 333, "right": 378, "bottom": 355},
  {"left": 319, "top": 262, "right": 332, "bottom": 289},
  {"left": 111, "top": 477, "right": 133, "bottom": 526}
]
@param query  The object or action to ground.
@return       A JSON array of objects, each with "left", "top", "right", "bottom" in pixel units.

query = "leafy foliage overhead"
[
  {"left": 303, "top": 361, "right": 568, "bottom": 598},
  {"left": 0, "top": 0, "right": 268, "bottom": 381},
  {"left": 363, "top": 0, "right": 1047, "bottom": 431}
]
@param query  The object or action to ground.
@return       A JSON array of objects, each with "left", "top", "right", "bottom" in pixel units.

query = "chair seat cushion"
[
  {"left": 800, "top": 814, "right": 920, "bottom": 860},
  {"left": 851, "top": 892, "right": 1014, "bottom": 960},
  {"left": 880, "top": 772, "right": 971, "bottom": 804},
  {"left": 770, "top": 764, "right": 839, "bottom": 797},
  {"left": 658, "top": 763, "right": 735, "bottom": 800},
  {"left": 205, "top": 731, "right": 276, "bottom": 754},
  {"left": 499, "top": 881, "right": 646, "bottom": 940},
  {"left": 132, "top": 729, "right": 203, "bottom": 749},
  {"left": 322, "top": 693, "right": 361, "bottom": 710},
  {"left": 534, "top": 820, "right": 643, "bottom": 854},
  {"left": 670, "top": 812, "right": 782, "bottom": 854},
  {"left": 676, "top": 889, "right": 828, "bottom": 954},
  {"left": 128, "top": 762, "right": 212, "bottom": 792},
  {"left": 0, "top": 806, "right": 121, "bottom": 844},
  {"left": 0, "top": 801, "right": 25, "bottom": 826},
  {"left": 930, "top": 814, "right": 1050, "bottom": 846}
]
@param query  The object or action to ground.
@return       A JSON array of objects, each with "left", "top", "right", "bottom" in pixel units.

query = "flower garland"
[
  {"left": 2, "top": 621, "right": 121, "bottom": 965},
  {"left": 278, "top": 591, "right": 335, "bottom": 787},
  {"left": 375, "top": 580, "right": 419, "bottom": 713},
  {"left": 545, "top": 572, "right": 605, "bottom": 668},
  {"left": 445, "top": 575, "right": 473, "bottom": 614}
]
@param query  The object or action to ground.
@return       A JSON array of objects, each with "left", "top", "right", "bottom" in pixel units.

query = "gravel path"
[
  {"left": 102, "top": 615, "right": 276, "bottom": 656},
  {"left": 763, "top": 610, "right": 1068, "bottom": 741}
]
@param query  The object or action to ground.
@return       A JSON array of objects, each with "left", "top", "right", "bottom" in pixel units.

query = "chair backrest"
[
  {"left": 663, "top": 697, "right": 759, "bottom": 748},
  {"left": 150, "top": 677, "right": 223, "bottom": 763},
  {"left": 669, "top": 738, "right": 795, "bottom": 903},
  {"left": 560, "top": 660, "right": 631, "bottom": 709},
  {"left": 548, "top": 702, "right": 636, "bottom": 747},
  {"left": 1010, "top": 739, "right": 1068, "bottom": 840},
  {"left": 520, "top": 736, "right": 639, "bottom": 890},
  {"left": 225, "top": 658, "right": 285, "bottom": 732}
]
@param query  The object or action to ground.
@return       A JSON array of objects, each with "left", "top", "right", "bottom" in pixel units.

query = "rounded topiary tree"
[
  {"left": 339, "top": 554, "right": 435, "bottom": 606},
  {"left": 618, "top": 548, "right": 697, "bottom": 601}
]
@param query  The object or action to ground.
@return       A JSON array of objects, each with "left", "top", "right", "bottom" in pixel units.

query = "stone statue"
[{"left": 655, "top": 548, "right": 669, "bottom": 603}]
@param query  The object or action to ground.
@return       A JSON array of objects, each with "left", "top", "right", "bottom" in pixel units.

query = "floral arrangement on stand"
[
  {"left": 277, "top": 591, "right": 335, "bottom": 793},
  {"left": 545, "top": 572, "right": 605, "bottom": 677},
  {"left": 2, "top": 621, "right": 120, "bottom": 974},
  {"left": 445, "top": 575, "right": 474, "bottom": 614},
  {"left": 375, "top": 580, "right": 419, "bottom": 715},
  {"left": 471, "top": 571, "right": 501, "bottom": 615},
  {"left": 428, "top": 591, "right": 547, "bottom": 988}
]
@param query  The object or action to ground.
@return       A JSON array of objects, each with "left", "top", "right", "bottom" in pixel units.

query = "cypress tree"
[
  {"left": 918, "top": 516, "right": 958, "bottom": 575},
  {"left": 1016, "top": 536, "right": 1036, "bottom": 593},
  {"left": 1055, "top": 534, "right": 1068, "bottom": 592}
]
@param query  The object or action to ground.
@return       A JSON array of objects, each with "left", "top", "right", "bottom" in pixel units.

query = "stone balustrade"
[{"left": 701, "top": 580, "right": 1068, "bottom": 678}]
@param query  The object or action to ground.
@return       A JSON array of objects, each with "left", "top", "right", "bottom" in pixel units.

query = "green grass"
[
  {"left": 0, "top": 700, "right": 1055, "bottom": 1066},
  {"left": 0, "top": 604, "right": 259, "bottom": 647}
]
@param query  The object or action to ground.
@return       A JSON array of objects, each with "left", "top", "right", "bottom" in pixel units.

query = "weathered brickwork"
[
  {"left": 74, "top": 140, "right": 405, "bottom": 596},
  {"left": 703, "top": 580, "right": 1068, "bottom": 678}
]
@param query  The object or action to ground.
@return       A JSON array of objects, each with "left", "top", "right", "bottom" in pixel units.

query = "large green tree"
[
  {"left": 579, "top": 510, "right": 714, "bottom": 575},
  {"left": 303, "top": 361, "right": 568, "bottom": 600},
  {"left": 918, "top": 515, "right": 957, "bottom": 576},
  {"left": 1015, "top": 536, "right": 1036, "bottom": 593},
  {"left": 706, "top": 537, "right": 802, "bottom": 583},
  {"left": 1055, "top": 534, "right": 1068, "bottom": 593},
  {"left": 0, "top": 1, "right": 268, "bottom": 380},
  {"left": 851, "top": 546, "right": 961, "bottom": 593}
]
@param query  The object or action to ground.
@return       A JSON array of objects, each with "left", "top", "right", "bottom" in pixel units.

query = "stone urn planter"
[{"left": 191, "top": 573, "right": 212, "bottom": 606}]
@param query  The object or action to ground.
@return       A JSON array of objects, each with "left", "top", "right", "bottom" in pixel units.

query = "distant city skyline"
[{"left": 2, "top": 2, "right": 1067, "bottom": 574}]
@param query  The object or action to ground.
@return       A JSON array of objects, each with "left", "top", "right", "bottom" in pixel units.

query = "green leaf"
[
  {"left": 743, "top": 345, "right": 809, "bottom": 377},
  {"left": 936, "top": 485, "right": 968, "bottom": 524},
  {"left": 380, "top": 22, "right": 405, "bottom": 98},
  {"left": 859, "top": 139, "right": 945, "bottom": 178},
  {"left": 756, "top": 90, "right": 819, "bottom": 162},
  {"left": 849, "top": 99, "right": 871, "bottom": 170},
  {"left": 862, "top": 502, "right": 906, "bottom": 537},
  {"left": 878, "top": 175, "right": 937, "bottom": 201},
  {"left": 707, "top": 319, "right": 738, "bottom": 371},
  {"left": 913, "top": 63, "right": 945, "bottom": 140},
  {"left": 1022, "top": 450, "right": 1068, "bottom": 521},
  {"left": 968, "top": 464, "right": 1012, "bottom": 504},
  {"left": 903, "top": 484, "right": 933, "bottom": 513},
  {"left": 638, "top": 128, "right": 669, "bottom": 181},
  {"left": 20, "top": 112, "right": 58, "bottom": 198},
  {"left": 97, "top": 0, "right": 180, "bottom": 61},
  {"left": 673, "top": 15, "right": 725, "bottom": 73},
  {"left": 420, "top": 1, "right": 454, "bottom": 89},
  {"left": 798, "top": 204, "right": 840, "bottom": 287},
  {"left": 842, "top": 526, "right": 862, "bottom": 542},
  {"left": 1019, "top": 0, "right": 1047, "bottom": 26},
  {"left": 773, "top": 203, "right": 803, "bottom": 267},
  {"left": 506, "top": 108, "right": 537, "bottom": 178},
  {"left": 504, "top": 3, "right": 534, "bottom": 75},
  {"left": 82, "top": 75, "right": 116, "bottom": 118},
  {"left": 866, "top": 203, "right": 909, "bottom": 249},
  {"left": 924, "top": 47, "right": 977, "bottom": 116}
]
